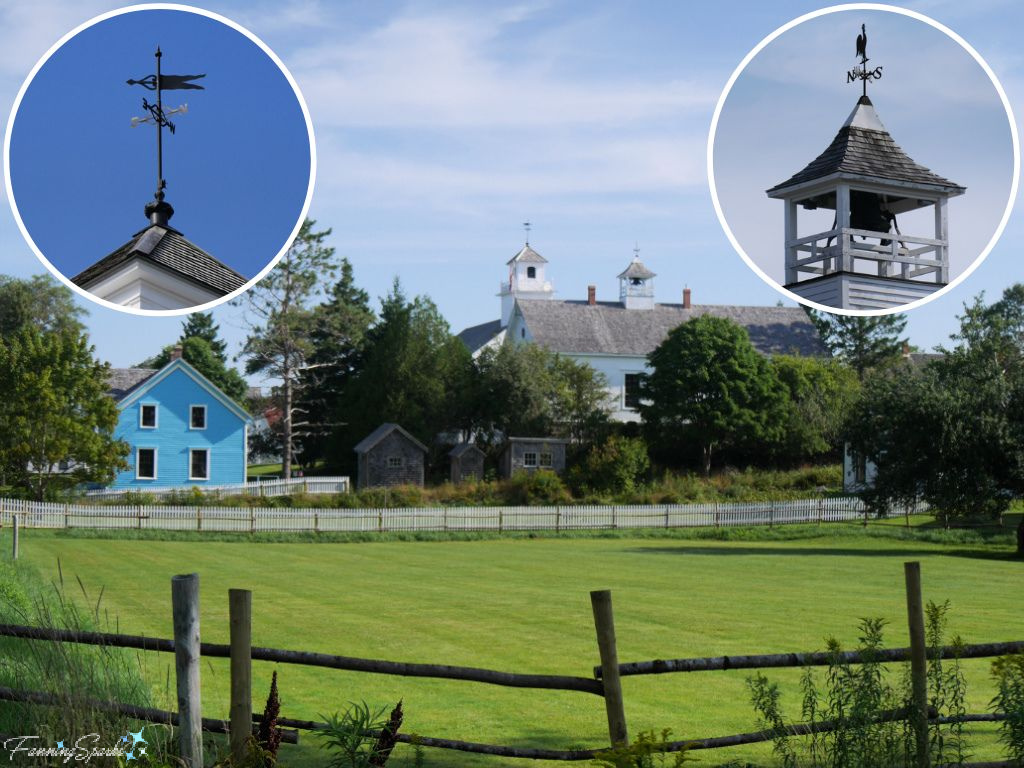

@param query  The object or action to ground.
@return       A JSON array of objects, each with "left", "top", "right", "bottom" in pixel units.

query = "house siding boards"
[
  {"left": 499, "top": 438, "right": 568, "bottom": 478},
  {"left": 111, "top": 361, "right": 249, "bottom": 488},
  {"left": 450, "top": 444, "right": 485, "bottom": 484},
  {"left": 355, "top": 424, "right": 427, "bottom": 489}
]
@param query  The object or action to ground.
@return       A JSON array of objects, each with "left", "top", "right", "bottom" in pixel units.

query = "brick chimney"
[
  {"left": 170, "top": 343, "right": 184, "bottom": 361},
  {"left": 683, "top": 287, "right": 691, "bottom": 309},
  {"left": 587, "top": 285, "right": 596, "bottom": 306}
]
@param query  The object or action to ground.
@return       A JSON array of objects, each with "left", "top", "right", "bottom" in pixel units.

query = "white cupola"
[
  {"left": 617, "top": 254, "right": 656, "bottom": 310},
  {"left": 499, "top": 241, "right": 554, "bottom": 327}
]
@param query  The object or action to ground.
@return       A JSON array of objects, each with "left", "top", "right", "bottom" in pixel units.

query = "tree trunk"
[
  {"left": 1017, "top": 518, "right": 1024, "bottom": 558},
  {"left": 702, "top": 445, "right": 713, "bottom": 478},
  {"left": 282, "top": 365, "right": 293, "bottom": 480}
]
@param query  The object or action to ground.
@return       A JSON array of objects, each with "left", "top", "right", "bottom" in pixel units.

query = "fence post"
[
  {"left": 11, "top": 514, "right": 19, "bottom": 561},
  {"left": 229, "top": 588, "right": 252, "bottom": 763},
  {"left": 499, "top": 509, "right": 503, "bottom": 533},
  {"left": 250, "top": 508, "right": 255, "bottom": 533},
  {"left": 556, "top": 506, "right": 561, "bottom": 533},
  {"left": 769, "top": 503, "right": 774, "bottom": 528},
  {"left": 443, "top": 507, "right": 448, "bottom": 532},
  {"left": 171, "top": 574, "right": 202, "bottom": 767},
  {"left": 314, "top": 512, "right": 320, "bottom": 533},
  {"left": 665, "top": 505, "right": 670, "bottom": 529},
  {"left": 378, "top": 510, "right": 384, "bottom": 533},
  {"left": 137, "top": 505, "right": 143, "bottom": 530},
  {"left": 196, "top": 507, "right": 202, "bottom": 532},
  {"left": 818, "top": 498, "right": 823, "bottom": 525},
  {"left": 590, "top": 589, "right": 628, "bottom": 747},
  {"left": 864, "top": 506, "right": 869, "bottom": 528},
  {"left": 904, "top": 562, "right": 929, "bottom": 768}
]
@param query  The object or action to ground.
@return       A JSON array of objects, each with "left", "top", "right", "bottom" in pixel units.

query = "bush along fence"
[
  {"left": 0, "top": 563, "right": 1021, "bottom": 766},
  {"left": 0, "top": 496, "right": 923, "bottom": 533},
  {"left": 82, "top": 476, "right": 351, "bottom": 500}
]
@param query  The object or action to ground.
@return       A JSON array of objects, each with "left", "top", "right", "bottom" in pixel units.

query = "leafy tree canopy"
[
  {"left": 640, "top": 315, "right": 789, "bottom": 475},
  {"left": 772, "top": 355, "right": 861, "bottom": 463},
  {"left": 0, "top": 324, "right": 127, "bottom": 499}
]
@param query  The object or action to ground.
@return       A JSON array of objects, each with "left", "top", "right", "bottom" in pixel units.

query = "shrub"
[
  {"left": 569, "top": 436, "right": 650, "bottom": 495},
  {"left": 317, "top": 700, "right": 403, "bottom": 767},
  {"left": 992, "top": 654, "right": 1024, "bottom": 764},
  {"left": 506, "top": 470, "right": 572, "bottom": 505}
]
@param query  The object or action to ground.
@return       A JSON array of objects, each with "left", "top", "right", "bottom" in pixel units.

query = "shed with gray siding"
[
  {"left": 499, "top": 437, "right": 568, "bottom": 478},
  {"left": 354, "top": 423, "right": 428, "bottom": 489},
  {"left": 449, "top": 443, "right": 486, "bottom": 484}
]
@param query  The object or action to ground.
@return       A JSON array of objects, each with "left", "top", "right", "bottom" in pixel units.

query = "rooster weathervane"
[{"left": 847, "top": 23, "right": 883, "bottom": 98}]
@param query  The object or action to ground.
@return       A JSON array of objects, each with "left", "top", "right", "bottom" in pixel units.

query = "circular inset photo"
[
  {"left": 4, "top": 5, "right": 315, "bottom": 315},
  {"left": 709, "top": 5, "right": 1018, "bottom": 315}
]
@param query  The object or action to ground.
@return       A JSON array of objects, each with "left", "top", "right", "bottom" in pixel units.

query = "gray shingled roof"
[
  {"left": 617, "top": 259, "right": 656, "bottom": 280},
  {"left": 449, "top": 442, "right": 485, "bottom": 458},
  {"left": 767, "top": 97, "right": 964, "bottom": 195},
  {"left": 457, "top": 319, "right": 504, "bottom": 354},
  {"left": 506, "top": 244, "right": 547, "bottom": 265},
  {"left": 354, "top": 423, "right": 428, "bottom": 454},
  {"left": 107, "top": 368, "right": 157, "bottom": 400},
  {"left": 516, "top": 300, "right": 828, "bottom": 358},
  {"left": 72, "top": 225, "right": 247, "bottom": 296}
]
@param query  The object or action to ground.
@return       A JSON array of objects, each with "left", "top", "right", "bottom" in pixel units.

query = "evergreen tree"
[
  {"left": 236, "top": 219, "right": 340, "bottom": 479},
  {"left": 807, "top": 309, "right": 908, "bottom": 378},
  {"left": 298, "top": 259, "right": 375, "bottom": 464},
  {"left": 179, "top": 312, "right": 228, "bottom": 361}
]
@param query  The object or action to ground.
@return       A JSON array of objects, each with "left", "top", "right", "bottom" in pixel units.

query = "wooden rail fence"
[
  {"left": 0, "top": 562, "right": 1018, "bottom": 765},
  {"left": 0, "top": 496, "right": 920, "bottom": 534}
]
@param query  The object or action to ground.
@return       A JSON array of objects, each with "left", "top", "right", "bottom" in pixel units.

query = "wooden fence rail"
[
  {"left": 0, "top": 496, "right": 920, "bottom": 534},
  {"left": 0, "top": 561, "right": 1017, "bottom": 765}
]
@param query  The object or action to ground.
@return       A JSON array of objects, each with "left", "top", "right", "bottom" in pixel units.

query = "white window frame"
[
  {"left": 136, "top": 447, "right": 157, "bottom": 480},
  {"left": 189, "top": 404, "right": 207, "bottom": 430},
  {"left": 387, "top": 456, "right": 404, "bottom": 469},
  {"left": 523, "top": 451, "right": 538, "bottom": 468},
  {"left": 189, "top": 448, "right": 210, "bottom": 481},
  {"left": 139, "top": 403, "right": 158, "bottom": 429}
]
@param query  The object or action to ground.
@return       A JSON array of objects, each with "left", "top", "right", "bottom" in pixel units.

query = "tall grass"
[{"left": 0, "top": 555, "right": 175, "bottom": 762}]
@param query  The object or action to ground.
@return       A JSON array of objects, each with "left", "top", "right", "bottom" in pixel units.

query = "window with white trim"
[
  {"left": 523, "top": 452, "right": 538, "bottom": 467},
  {"left": 388, "top": 456, "right": 404, "bottom": 469},
  {"left": 140, "top": 404, "right": 157, "bottom": 428},
  {"left": 189, "top": 449, "right": 209, "bottom": 480},
  {"left": 137, "top": 448, "right": 157, "bottom": 479},
  {"left": 190, "top": 405, "right": 207, "bottom": 430}
]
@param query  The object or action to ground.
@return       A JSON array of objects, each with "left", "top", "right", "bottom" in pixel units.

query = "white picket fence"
[
  {"left": 0, "top": 496, "right": 921, "bottom": 533},
  {"left": 82, "top": 476, "right": 350, "bottom": 500}
]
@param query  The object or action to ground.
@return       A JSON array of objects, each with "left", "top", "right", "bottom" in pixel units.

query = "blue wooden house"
[{"left": 107, "top": 350, "right": 251, "bottom": 488}]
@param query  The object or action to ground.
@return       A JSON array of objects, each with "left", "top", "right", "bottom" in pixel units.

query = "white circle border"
[
  {"left": 3, "top": 3, "right": 317, "bottom": 317},
  {"left": 707, "top": 3, "right": 1020, "bottom": 317}
]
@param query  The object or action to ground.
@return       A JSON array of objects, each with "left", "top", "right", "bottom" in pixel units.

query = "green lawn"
[{"left": 5, "top": 524, "right": 1021, "bottom": 767}]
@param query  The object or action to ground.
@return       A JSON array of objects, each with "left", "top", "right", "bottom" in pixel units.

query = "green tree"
[
  {"left": 472, "top": 342, "right": 611, "bottom": 447},
  {"left": 846, "top": 286, "right": 1024, "bottom": 549},
  {"left": 140, "top": 336, "right": 249, "bottom": 405},
  {"left": 807, "top": 310, "right": 908, "bottom": 378},
  {"left": 179, "top": 312, "right": 228, "bottom": 360},
  {"left": 0, "top": 274, "right": 85, "bottom": 336},
  {"left": 298, "top": 260, "right": 375, "bottom": 465},
  {"left": 772, "top": 355, "right": 861, "bottom": 463},
  {"left": 236, "top": 219, "right": 340, "bottom": 479},
  {"left": 337, "top": 280, "right": 474, "bottom": 466},
  {"left": 640, "top": 315, "right": 789, "bottom": 476},
  {"left": 0, "top": 325, "right": 127, "bottom": 499}
]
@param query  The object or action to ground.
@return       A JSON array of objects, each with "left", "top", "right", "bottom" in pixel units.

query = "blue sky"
[
  {"left": 6, "top": 7, "right": 311, "bottom": 281},
  {"left": 0, "top": 1, "right": 1022, "bottom": 385}
]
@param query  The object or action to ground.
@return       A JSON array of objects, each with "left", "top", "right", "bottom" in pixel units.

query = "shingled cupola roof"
[
  {"left": 617, "top": 257, "right": 656, "bottom": 280},
  {"left": 72, "top": 223, "right": 247, "bottom": 297},
  {"left": 506, "top": 244, "right": 547, "bottom": 266},
  {"left": 767, "top": 96, "right": 965, "bottom": 197}
]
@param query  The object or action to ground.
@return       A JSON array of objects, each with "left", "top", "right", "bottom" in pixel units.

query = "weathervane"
[
  {"left": 846, "top": 23, "right": 882, "bottom": 98},
  {"left": 523, "top": 221, "right": 531, "bottom": 245},
  {"left": 127, "top": 47, "right": 205, "bottom": 215}
]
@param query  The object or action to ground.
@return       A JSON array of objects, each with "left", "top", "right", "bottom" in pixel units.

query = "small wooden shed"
[
  {"left": 499, "top": 437, "right": 568, "bottom": 478},
  {"left": 354, "top": 423, "right": 428, "bottom": 490},
  {"left": 449, "top": 443, "right": 485, "bottom": 484}
]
